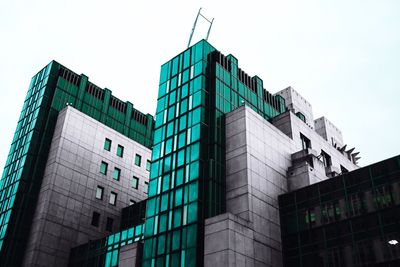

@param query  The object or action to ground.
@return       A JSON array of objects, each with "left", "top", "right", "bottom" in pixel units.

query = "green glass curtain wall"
[
  {"left": 142, "top": 40, "right": 286, "bottom": 267},
  {"left": 0, "top": 60, "right": 154, "bottom": 265}
]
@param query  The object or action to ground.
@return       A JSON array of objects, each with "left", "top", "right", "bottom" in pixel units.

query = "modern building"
[
  {"left": 0, "top": 61, "right": 153, "bottom": 266},
  {"left": 2, "top": 39, "right": 397, "bottom": 267},
  {"left": 141, "top": 39, "right": 361, "bottom": 267},
  {"left": 279, "top": 155, "right": 400, "bottom": 267},
  {"left": 68, "top": 40, "right": 360, "bottom": 267}
]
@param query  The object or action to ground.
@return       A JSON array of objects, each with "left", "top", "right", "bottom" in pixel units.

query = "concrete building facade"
[
  {"left": 22, "top": 106, "right": 151, "bottom": 266},
  {"left": 204, "top": 103, "right": 358, "bottom": 267}
]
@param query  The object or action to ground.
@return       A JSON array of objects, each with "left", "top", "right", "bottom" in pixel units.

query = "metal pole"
[
  {"left": 187, "top": 8, "right": 202, "bottom": 48},
  {"left": 206, "top": 18, "right": 214, "bottom": 41}
]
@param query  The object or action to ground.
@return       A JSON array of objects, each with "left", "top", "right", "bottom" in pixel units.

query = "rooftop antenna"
[{"left": 187, "top": 8, "right": 214, "bottom": 48}]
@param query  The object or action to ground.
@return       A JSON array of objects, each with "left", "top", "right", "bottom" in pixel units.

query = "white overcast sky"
[{"left": 0, "top": 0, "right": 399, "bottom": 168}]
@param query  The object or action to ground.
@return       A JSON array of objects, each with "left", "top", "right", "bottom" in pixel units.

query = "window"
[
  {"left": 296, "top": 112, "right": 306, "bottom": 123},
  {"left": 106, "top": 217, "right": 114, "bottom": 232},
  {"left": 100, "top": 161, "right": 108, "bottom": 175},
  {"left": 130, "top": 199, "right": 136, "bottom": 205},
  {"left": 144, "top": 182, "right": 149, "bottom": 194},
  {"left": 95, "top": 186, "right": 104, "bottom": 200},
  {"left": 117, "top": 145, "right": 124, "bottom": 157},
  {"left": 104, "top": 138, "right": 111, "bottom": 151},
  {"left": 91, "top": 212, "right": 100, "bottom": 227},
  {"left": 305, "top": 209, "right": 317, "bottom": 226},
  {"left": 109, "top": 192, "right": 117, "bottom": 205},
  {"left": 135, "top": 154, "right": 142, "bottom": 166},
  {"left": 346, "top": 193, "right": 366, "bottom": 217},
  {"left": 132, "top": 176, "right": 139, "bottom": 189},
  {"left": 373, "top": 185, "right": 394, "bottom": 209},
  {"left": 321, "top": 150, "right": 332, "bottom": 167},
  {"left": 113, "top": 167, "right": 121, "bottom": 181},
  {"left": 300, "top": 133, "right": 311, "bottom": 150},
  {"left": 321, "top": 201, "right": 341, "bottom": 223},
  {"left": 146, "top": 160, "right": 151, "bottom": 172}
]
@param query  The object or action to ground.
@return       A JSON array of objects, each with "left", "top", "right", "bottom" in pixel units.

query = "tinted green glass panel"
[
  {"left": 116, "top": 145, "right": 124, "bottom": 157},
  {"left": 104, "top": 138, "right": 111, "bottom": 151},
  {"left": 135, "top": 154, "right": 142, "bottom": 166},
  {"left": 146, "top": 160, "right": 151, "bottom": 172},
  {"left": 100, "top": 162, "right": 108, "bottom": 175}
]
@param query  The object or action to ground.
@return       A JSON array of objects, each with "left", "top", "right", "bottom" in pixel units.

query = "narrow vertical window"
[
  {"left": 113, "top": 167, "right": 121, "bottom": 181},
  {"left": 146, "top": 160, "right": 151, "bottom": 172},
  {"left": 91, "top": 212, "right": 100, "bottom": 227},
  {"left": 95, "top": 186, "right": 104, "bottom": 200},
  {"left": 109, "top": 192, "right": 117, "bottom": 205},
  {"left": 104, "top": 138, "right": 112, "bottom": 151},
  {"left": 300, "top": 133, "right": 311, "bottom": 150},
  {"left": 100, "top": 161, "right": 108, "bottom": 175},
  {"left": 106, "top": 217, "right": 114, "bottom": 232},
  {"left": 132, "top": 176, "right": 139, "bottom": 189},
  {"left": 321, "top": 150, "right": 332, "bottom": 168},
  {"left": 135, "top": 154, "right": 142, "bottom": 167},
  {"left": 117, "top": 145, "right": 124, "bottom": 157},
  {"left": 144, "top": 182, "right": 149, "bottom": 194}
]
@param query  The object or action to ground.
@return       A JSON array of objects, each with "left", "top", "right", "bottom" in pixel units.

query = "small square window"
[
  {"left": 113, "top": 167, "right": 121, "bottom": 181},
  {"left": 130, "top": 199, "right": 136, "bottom": 205},
  {"left": 146, "top": 160, "right": 151, "bottom": 172},
  {"left": 91, "top": 212, "right": 100, "bottom": 227},
  {"left": 117, "top": 145, "right": 124, "bottom": 157},
  {"left": 109, "top": 192, "right": 117, "bottom": 206},
  {"left": 104, "top": 138, "right": 111, "bottom": 151},
  {"left": 135, "top": 154, "right": 142, "bottom": 167},
  {"left": 100, "top": 161, "right": 108, "bottom": 175},
  {"left": 95, "top": 186, "right": 104, "bottom": 200},
  {"left": 132, "top": 176, "right": 139, "bottom": 189},
  {"left": 144, "top": 182, "right": 149, "bottom": 194},
  {"left": 106, "top": 217, "right": 114, "bottom": 232}
]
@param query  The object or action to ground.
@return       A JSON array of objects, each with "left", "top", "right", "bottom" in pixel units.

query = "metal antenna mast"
[{"left": 187, "top": 8, "right": 214, "bottom": 48}]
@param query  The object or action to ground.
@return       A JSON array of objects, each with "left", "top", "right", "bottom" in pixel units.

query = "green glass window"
[
  {"left": 162, "top": 174, "right": 170, "bottom": 192},
  {"left": 113, "top": 167, "right": 121, "bottom": 181},
  {"left": 173, "top": 208, "right": 182, "bottom": 228},
  {"left": 172, "top": 230, "right": 181, "bottom": 251},
  {"left": 132, "top": 176, "right": 139, "bottom": 189},
  {"left": 135, "top": 154, "right": 142, "bottom": 167},
  {"left": 100, "top": 161, "right": 108, "bottom": 175},
  {"left": 116, "top": 145, "right": 124, "bottom": 157},
  {"left": 146, "top": 160, "right": 151, "bottom": 172},
  {"left": 104, "top": 138, "right": 111, "bottom": 151},
  {"left": 159, "top": 214, "right": 167, "bottom": 233},
  {"left": 179, "top": 115, "right": 187, "bottom": 131}
]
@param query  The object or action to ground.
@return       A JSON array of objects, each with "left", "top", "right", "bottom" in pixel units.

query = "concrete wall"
[
  {"left": 204, "top": 213, "right": 281, "bottom": 267},
  {"left": 204, "top": 105, "right": 359, "bottom": 266},
  {"left": 271, "top": 111, "right": 357, "bottom": 173},
  {"left": 275, "top": 86, "right": 315, "bottom": 129},
  {"left": 204, "top": 106, "right": 293, "bottom": 266},
  {"left": 314, "top": 116, "right": 344, "bottom": 148},
  {"left": 22, "top": 107, "right": 151, "bottom": 267},
  {"left": 119, "top": 243, "right": 139, "bottom": 267}
]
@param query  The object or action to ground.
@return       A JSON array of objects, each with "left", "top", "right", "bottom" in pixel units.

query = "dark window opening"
[
  {"left": 300, "top": 133, "right": 311, "bottom": 150},
  {"left": 91, "top": 212, "right": 100, "bottom": 227},
  {"left": 106, "top": 217, "right": 114, "bottom": 232}
]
